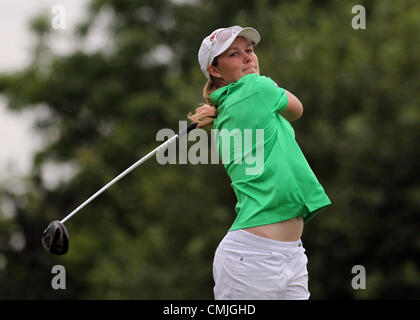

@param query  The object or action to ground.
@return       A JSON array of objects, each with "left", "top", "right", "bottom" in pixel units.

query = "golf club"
[{"left": 41, "top": 122, "right": 198, "bottom": 255}]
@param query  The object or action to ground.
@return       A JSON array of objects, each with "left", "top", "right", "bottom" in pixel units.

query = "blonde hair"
[
  {"left": 187, "top": 78, "right": 221, "bottom": 126},
  {"left": 188, "top": 59, "right": 223, "bottom": 126},
  {"left": 203, "top": 78, "right": 220, "bottom": 104}
]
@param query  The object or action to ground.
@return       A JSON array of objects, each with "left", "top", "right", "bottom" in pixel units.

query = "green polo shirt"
[{"left": 210, "top": 74, "right": 331, "bottom": 230}]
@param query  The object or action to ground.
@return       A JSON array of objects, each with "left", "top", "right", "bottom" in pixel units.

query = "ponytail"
[
  {"left": 203, "top": 78, "right": 219, "bottom": 105},
  {"left": 188, "top": 58, "right": 223, "bottom": 127}
]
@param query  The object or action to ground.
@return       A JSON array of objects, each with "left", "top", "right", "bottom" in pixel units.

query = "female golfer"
[{"left": 189, "top": 26, "right": 331, "bottom": 300}]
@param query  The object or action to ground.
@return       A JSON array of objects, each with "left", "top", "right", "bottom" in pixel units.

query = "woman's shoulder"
[
  {"left": 239, "top": 74, "right": 277, "bottom": 88},
  {"left": 211, "top": 74, "right": 279, "bottom": 106}
]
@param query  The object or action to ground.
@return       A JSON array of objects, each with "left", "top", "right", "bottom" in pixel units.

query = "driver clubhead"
[{"left": 41, "top": 220, "right": 69, "bottom": 255}]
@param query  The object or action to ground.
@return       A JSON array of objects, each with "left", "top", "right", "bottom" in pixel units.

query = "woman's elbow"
[
  {"left": 295, "top": 101, "right": 303, "bottom": 120},
  {"left": 288, "top": 104, "right": 303, "bottom": 122}
]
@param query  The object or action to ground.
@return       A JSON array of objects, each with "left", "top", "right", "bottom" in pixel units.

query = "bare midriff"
[{"left": 244, "top": 216, "right": 304, "bottom": 242}]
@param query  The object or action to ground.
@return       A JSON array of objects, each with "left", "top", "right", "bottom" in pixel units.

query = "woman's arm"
[
  {"left": 189, "top": 89, "right": 302, "bottom": 127},
  {"left": 280, "top": 90, "right": 303, "bottom": 122}
]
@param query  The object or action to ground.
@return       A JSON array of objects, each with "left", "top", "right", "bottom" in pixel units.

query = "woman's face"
[{"left": 208, "top": 36, "right": 260, "bottom": 84}]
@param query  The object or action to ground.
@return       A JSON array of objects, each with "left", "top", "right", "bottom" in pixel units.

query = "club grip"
[
  {"left": 187, "top": 122, "right": 198, "bottom": 132},
  {"left": 179, "top": 122, "right": 198, "bottom": 137}
]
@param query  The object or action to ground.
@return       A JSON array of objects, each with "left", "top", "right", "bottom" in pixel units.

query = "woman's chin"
[{"left": 243, "top": 69, "right": 258, "bottom": 76}]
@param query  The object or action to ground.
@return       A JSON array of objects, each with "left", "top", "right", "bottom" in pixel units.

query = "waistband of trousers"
[{"left": 223, "top": 229, "right": 303, "bottom": 253}]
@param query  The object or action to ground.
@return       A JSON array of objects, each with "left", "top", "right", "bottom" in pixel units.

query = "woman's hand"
[{"left": 188, "top": 104, "right": 218, "bottom": 128}]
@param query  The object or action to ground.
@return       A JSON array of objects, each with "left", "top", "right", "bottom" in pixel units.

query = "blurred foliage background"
[{"left": 0, "top": 0, "right": 419, "bottom": 299}]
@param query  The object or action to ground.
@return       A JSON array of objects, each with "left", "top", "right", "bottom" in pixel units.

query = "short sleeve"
[
  {"left": 271, "top": 80, "right": 288, "bottom": 113},
  {"left": 256, "top": 76, "right": 288, "bottom": 113}
]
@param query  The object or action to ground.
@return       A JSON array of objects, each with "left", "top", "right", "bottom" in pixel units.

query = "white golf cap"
[{"left": 198, "top": 26, "right": 261, "bottom": 79}]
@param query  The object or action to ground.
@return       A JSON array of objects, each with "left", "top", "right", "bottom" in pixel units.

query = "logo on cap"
[{"left": 209, "top": 33, "right": 217, "bottom": 42}]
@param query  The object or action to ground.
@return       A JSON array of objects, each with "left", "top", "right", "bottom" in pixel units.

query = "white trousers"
[{"left": 213, "top": 229, "right": 310, "bottom": 300}]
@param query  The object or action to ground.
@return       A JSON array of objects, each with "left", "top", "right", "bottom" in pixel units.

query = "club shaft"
[{"left": 60, "top": 123, "right": 197, "bottom": 224}]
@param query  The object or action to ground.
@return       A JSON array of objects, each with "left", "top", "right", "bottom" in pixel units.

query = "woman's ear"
[{"left": 208, "top": 65, "right": 221, "bottom": 79}]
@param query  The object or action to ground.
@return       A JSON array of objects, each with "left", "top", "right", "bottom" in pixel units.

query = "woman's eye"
[{"left": 230, "top": 52, "right": 238, "bottom": 57}]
